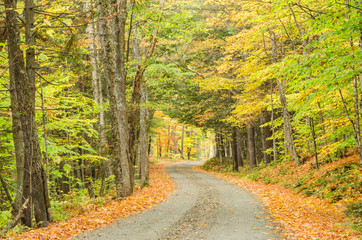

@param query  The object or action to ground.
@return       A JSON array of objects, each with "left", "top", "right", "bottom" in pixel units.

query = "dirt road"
[{"left": 74, "top": 162, "right": 279, "bottom": 240}]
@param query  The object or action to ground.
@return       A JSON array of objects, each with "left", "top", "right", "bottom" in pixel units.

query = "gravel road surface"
[{"left": 74, "top": 162, "right": 279, "bottom": 240}]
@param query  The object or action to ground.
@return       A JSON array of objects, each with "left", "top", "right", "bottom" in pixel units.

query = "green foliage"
[
  {"left": 203, "top": 157, "right": 231, "bottom": 171},
  {"left": 0, "top": 210, "right": 12, "bottom": 229},
  {"left": 345, "top": 200, "right": 362, "bottom": 232}
]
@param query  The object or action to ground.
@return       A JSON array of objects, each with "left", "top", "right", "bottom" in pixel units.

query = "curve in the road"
[{"left": 74, "top": 162, "right": 279, "bottom": 240}]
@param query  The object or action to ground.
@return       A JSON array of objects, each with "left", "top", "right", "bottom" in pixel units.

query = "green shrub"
[{"left": 345, "top": 201, "right": 362, "bottom": 218}]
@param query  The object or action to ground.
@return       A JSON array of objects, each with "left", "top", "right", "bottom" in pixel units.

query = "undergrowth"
[{"left": 203, "top": 155, "right": 362, "bottom": 233}]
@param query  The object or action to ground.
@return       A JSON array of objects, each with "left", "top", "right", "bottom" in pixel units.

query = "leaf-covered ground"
[
  {"left": 198, "top": 158, "right": 361, "bottom": 240},
  {"left": 8, "top": 162, "right": 175, "bottom": 240}
]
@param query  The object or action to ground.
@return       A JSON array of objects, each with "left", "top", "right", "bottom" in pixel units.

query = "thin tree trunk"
[
  {"left": 260, "top": 110, "right": 272, "bottom": 166},
  {"left": 270, "top": 81, "right": 277, "bottom": 167},
  {"left": 181, "top": 124, "right": 185, "bottom": 159},
  {"left": 140, "top": 76, "right": 149, "bottom": 187},
  {"left": 353, "top": 76, "right": 362, "bottom": 163},
  {"left": 39, "top": 66, "right": 52, "bottom": 223},
  {"left": 85, "top": 160, "right": 95, "bottom": 199},
  {"left": 338, "top": 88, "right": 362, "bottom": 162},
  {"left": 359, "top": 4, "right": 362, "bottom": 164},
  {"left": 167, "top": 124, "right": 171, "bottom": 154},
  {"left": 236, "top": 127, "right": 244, "bottom": 167},
  {"left": 86, "top": 0, "right": 107, "bottom": 197},
  {"left": 171, "top": 124, "right": 178, "bottom": 155},
  {"left": 232, "top": 127, "right": 238, "bottom": 171},
  {"left": 310, "top": 117, "right": 319, "bottom": 169},
  {"left": 247, "top": 123, "right": 256, "bottom": 169}
]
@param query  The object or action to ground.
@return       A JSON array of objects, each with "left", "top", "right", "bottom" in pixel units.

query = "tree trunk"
[
  {"left": 5, "top": 0, "right": 32, "bottom": 226},
  {"left": 276, "top": 80, "right": 300, "bottom": 165},
  {"left": 260, "top": 110, "right": 272, "bottom": 166},
  {"left": 236, "top": 127, "right": 244, "bottom": 167},
  {"left": 7, "top": 20, "right": 24, "bottom": 216},
  {"left": 181, "top": 124, "right": 185, "bottom": 159},
  {"left": 310, "top": 117, "right": 319, "bottom": 169},
  {"left": 217, "top": 133, "right": 223, "bottom": 164},
  {"left": 167, "top": 124, "right": 171, "bottom": 154},
  {"left": 128, "top": 23, "right": 158, "bottom": 165},
  {"left": 85, "top": 161, "right": 95, "bottom": 199},
  {"left": 353, "top": 76, "right": 362, "bottom": 163},
  {"left": 140, "top": 77, "right": 149, "bottom": 187},
  {"left": 247, "top": 123, "right": 256, "bottom": 169},
  {"left": 270, "top": 81, "right": 277, "bottom": 167},
  {"left": 232, "top": 127, "right": 238, "bottom": 171},
  {"left": 86, "top": 0, "right": 106, "bottom": 198},
  {"left": 269, "top": 28, "right": 300, "bottom": 165},
  {"left": 5, "top": 0, "right": 50, "bottom": 227},
  {"left": 111, "top": 0, "right": 133, "bottom": 197},
  {"left": 98, "top": 1, "right": 123, "bottom": 198},
  {"left": 171, "top": 124, "right": 178, "bottom": 155}
]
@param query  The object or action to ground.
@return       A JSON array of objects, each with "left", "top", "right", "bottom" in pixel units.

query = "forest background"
[{"left": 0, "top": 0, "right": 361, "bottom": 236}]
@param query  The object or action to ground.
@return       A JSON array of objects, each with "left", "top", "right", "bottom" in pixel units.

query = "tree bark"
[
  {"left": 270, "top": 81, "right": 277, "bottom": 167},
  {"left": 310, "top": 117, "right": 319, "bottom": 169},
  {"left": 181, "top": 124, "right": 185, "bottom": 159},
  {"left": 276, "top": 80, "right": 300, "bottom": 165},
  {"left": 7, "top": 15, "right": 24, "bottom": 216},
  {"left": 232, "top": 127, "right": 238, "bottom": 171},
  {"left": 86, "top": 0, "right": 106, "bottom": 197},
  {"left": 5, "top": 0, "right": 32, "bottom": 226},
  {"left": 353, "top": 76, "right": 362, "bottom": 163},
  {"left": 260, "top": 110, "right": 272, "bottom": 166},
  {"left": 5, "top": 0, "right": 50, "bottom": 227},
  {"left": 171, "top": 124, "right": 178, "bottom": 155},
  {"left": 98, "top": 1, "right": 123, "bottom": 198},
  {"left": 236, "top": 127, "right": 244, "bottom": 167},
  {"left": 140, "top": 76, "right": 149, "bottom": 187},
  {"left": 269, "top": 28, "right": 300, "bottom": 165},
  {"left": 111, "top": 0, "right": 133, "bottom": 197},
  {"left": 247, "top": 123, "right": 256, "bottom": 169}
]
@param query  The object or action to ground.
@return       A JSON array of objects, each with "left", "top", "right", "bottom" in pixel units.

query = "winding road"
[{"left": 74, "top": 162, "right": 279, "bottom": 240}]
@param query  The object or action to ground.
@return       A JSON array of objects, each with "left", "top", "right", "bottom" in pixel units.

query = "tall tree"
[
  {"left": 5, "top": 0, "right": 50, "bottom": 227},
  {"left": 97, "top": 0, "right": 125, "bottom": 198},
  {"left": 111, "top": 0, "right": 133, "bottom": 197}
]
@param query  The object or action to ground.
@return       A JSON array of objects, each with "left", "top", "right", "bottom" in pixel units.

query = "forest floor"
[
  {"left": 74, "top": 161, "right": 279, "bottom": 240},
  {"left": 7, "top": 158, "right": 361, "bottom": 239},
  {"left": 201, "top": 156, "right": 361, "bottom": 239},
  {"left": 7, "top": 162, "right": 175, "bottom": 240}
]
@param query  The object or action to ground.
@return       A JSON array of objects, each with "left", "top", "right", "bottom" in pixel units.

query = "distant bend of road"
[{"left": 74, "top": 161, "right": 279, "bottom": 240}]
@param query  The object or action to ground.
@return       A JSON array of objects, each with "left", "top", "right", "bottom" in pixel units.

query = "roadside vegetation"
[{"left": 203, "top": 155, "right": 362, "bottom": 235}]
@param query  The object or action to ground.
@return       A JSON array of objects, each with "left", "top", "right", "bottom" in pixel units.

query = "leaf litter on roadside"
[
  {"left": 196, "top": 166, "right": 360, "bottom": 240},
  {"left": 8, "top": 162, "right": 175, "bottom": 240}
]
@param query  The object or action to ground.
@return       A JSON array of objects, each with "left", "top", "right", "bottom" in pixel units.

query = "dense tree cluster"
[
  {"left": 166, "top": 0, "right": 362, "bottom": 170},
  {"left": 0, "top": 0, "right": 361, "bottom": 233}
]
